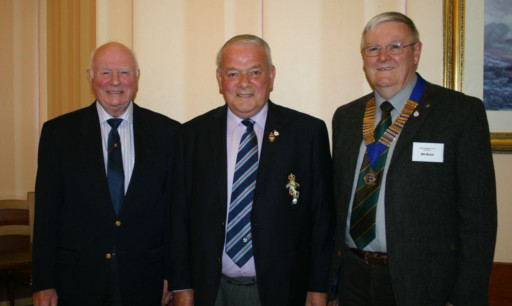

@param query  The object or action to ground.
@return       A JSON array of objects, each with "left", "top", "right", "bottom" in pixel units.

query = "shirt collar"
[
  {"left": 96, "top": 101, "right": 134, "bottom": 125},
  {"left": 227, "top": 102, "right": 268, "bottom": 132},
  {"left": 375, "top": 74, "right": 417, "bottom": 113}
]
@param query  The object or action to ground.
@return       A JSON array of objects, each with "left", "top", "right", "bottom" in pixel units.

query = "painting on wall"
[
  {"left": 444, "top": 0, "right": 512, "bottom": 152},
  {"left": 483, "top": 0, "right": 512, "bottom": 110}
]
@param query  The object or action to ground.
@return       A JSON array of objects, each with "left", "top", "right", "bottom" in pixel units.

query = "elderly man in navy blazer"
[
  {"left": 32, "top": 42, "right": 182, "bottom": 306},
  {"left": 330, "top": 12, "right": 497, "bottom": 306},
  {"left": 171, "top": 34, "right": 335, "bottom": 306}
]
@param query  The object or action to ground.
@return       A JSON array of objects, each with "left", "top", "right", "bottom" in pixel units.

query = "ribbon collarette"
[{"left": 362, "top": 74, "right": 426, "bottom": 167}]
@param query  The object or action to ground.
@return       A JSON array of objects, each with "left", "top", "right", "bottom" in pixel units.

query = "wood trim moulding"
[{"left": 46, "top": 0, "right": 96, "bottom": 120}]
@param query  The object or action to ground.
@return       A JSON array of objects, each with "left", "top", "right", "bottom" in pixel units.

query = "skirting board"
[{"left": 489, "top": 262, "right": 512, "bottom": 305}]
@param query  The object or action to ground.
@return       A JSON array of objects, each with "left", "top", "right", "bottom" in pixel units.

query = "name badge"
[{"left": 412, "top": 142, "right": 444, "bottom": 163}]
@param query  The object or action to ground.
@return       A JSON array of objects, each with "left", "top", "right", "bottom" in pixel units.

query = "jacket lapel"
[
  {"left": 390, "top": 82, "right": 436, "bottom": 164},
  {"left": 345, "top": 102, "right": 366, "bottom": 172},
  {"left": 256, "top": 101, "right": 286, "bottom": 196},
  {"left": 78, "top": 103, "right": 111, "bottom": 203},
  {"left": 337, "top": 99, "right": 366, "bottom": 209},
  {"left": 212, "top": 106, "right": 228, "bottom": 210},
  {"left": 124, "top": 103, "right": 155, "bottom": 203}
]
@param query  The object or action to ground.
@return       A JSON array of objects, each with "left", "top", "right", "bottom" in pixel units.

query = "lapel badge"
[
  {"left": 285, "top": 173, "right": 300, "bottom": 205},
  {"left": 364, "top": 170, "right": 376, "bottom": 187},
  {"left": 413, "top": 110, "right": 420, "bottom": 117},
  {"left": 269, "top": 130, "right": 279, "bottom": 142}
]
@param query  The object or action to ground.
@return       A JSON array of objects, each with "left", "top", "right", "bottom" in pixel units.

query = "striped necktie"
[
  {"left": 350, "top": 101, "right": 393, "bottom": 249},
  {"left": 107, "top": 118, "right": 124, "bottom": 216},
  {"left": 226, "top": 119, "right": 258, "bottom": 267}
]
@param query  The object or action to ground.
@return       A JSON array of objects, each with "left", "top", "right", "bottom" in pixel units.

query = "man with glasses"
[{"left": 330, "top": 12, "right": 496, "bottom": 305}]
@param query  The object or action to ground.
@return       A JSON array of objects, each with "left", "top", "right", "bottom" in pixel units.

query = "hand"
[
  {"left": 173, "top": 290, "right": 194, "bottom": 306},
  {"left": 33, "top": 288, "right": 58, "bottom": 306},
  {"left": 306, "top": 291, "right": 327, "bottom": 306},
  {"left": 162, "top": 280, "right": 172, "bottom": 305},
  {"left": 327, "top": 298, "right": 339, "bottom": 306}
]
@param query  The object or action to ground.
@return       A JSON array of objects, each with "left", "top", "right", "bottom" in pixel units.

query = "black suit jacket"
[
  {"left": 331, "top": 81, "right": 497, "bottom": 305},
  {"left": 32, "top": 102, "right": 183, "bottom": 306},
  {"left": 172, "top": 101, "right": 334, "bottom": 305}
]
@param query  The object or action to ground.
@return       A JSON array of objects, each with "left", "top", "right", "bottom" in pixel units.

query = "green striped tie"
[{"left": 350, "top": 101, "right": 393, "bottom": 249}]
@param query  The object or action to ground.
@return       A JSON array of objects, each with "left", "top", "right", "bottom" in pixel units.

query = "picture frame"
[{"left": 443, "top": 0, "right": 512, "bottom": 153}]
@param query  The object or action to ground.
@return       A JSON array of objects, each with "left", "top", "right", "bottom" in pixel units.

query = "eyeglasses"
[{"left": 361, "top": 42, "right": 416, "bottom": 57}]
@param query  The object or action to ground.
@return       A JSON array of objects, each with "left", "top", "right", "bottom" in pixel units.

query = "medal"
[
  {"left": 364, "top": 171, "right": 377, "bottom": 186},
  {"left": 285, "top": 173, "right": 300, "bottom": 205}
]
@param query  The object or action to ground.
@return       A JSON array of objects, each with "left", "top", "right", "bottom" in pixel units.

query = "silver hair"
[
  {"left": 361, "top": 12, "right": 420, "bottom": 49},
  {"left": 216, "top": 34, "right": 273, "bottom": 72}
]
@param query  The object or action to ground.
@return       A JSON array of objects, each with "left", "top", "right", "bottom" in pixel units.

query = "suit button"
[
  {"left": 450, "top": 244, "right": 455, "bottom": 251},
  {"left": 220, "top": 221, "right": 225, "bottom": 227},
  {"left": 216, "top": 257, "right": 221, "bottom": 263},
  {"left": 105, "top": 253, "right": 112, "bottom": 259},
  {"left": 337, "top": 250, "right": 342, "bottom": 257},
  {"left": 115, "top": 220, "right": 121, "bottom": 227}
]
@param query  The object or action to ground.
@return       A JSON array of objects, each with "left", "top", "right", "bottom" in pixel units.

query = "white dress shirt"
[{"left": 97, "top": 101, "right": 135, "bottom": 193}]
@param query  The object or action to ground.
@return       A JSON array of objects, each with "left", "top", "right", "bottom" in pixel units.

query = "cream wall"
[
  {"left": 96, "top": 0, "right": 443, "bottom": 125},
  {"left": 0, "top": 0, "right": 509, "bottom": 262}
]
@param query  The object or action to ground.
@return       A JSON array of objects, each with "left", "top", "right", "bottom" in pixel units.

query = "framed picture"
[{"left": 443, "top": 0, "right": 512, "bottom": 153}]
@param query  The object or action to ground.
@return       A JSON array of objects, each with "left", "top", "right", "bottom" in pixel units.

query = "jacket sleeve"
[
  {"left": 32, "top": 123, "right": 62, "bottom": 292},
  {"left": 308, "top": 120, "right": 336, "bottom": 293},
  {"left": 168, "top": 127, "right": 192, "bottom": 290},
  {"left": 449, "top": 97, "right": 497, "bottom": 304}
]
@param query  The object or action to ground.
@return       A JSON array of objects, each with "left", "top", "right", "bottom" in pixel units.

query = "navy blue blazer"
[
  {"left": 32, "top": 102, "right": 183, "bottom": 306},
  {"left": 172, "top": 101, "right": 335, "bottom": 305}
]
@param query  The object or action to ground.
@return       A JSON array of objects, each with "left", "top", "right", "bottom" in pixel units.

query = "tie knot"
[
  {"left": 108, "top": 118, "right": 123, "bottom": 130},
  {"left": 242, "top": 119, "right": 255, "bottom": 131},
  {"left": 380, "top": 101, "right": 393, "bottom": 115}
]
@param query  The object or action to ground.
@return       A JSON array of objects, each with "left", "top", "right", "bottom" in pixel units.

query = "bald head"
[{"left": 88, "top": 42, "right": 140, "bottom": 77}]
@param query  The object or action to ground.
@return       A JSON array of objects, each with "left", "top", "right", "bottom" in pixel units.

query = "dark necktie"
[
  {"left": 350, "top": 101, "right": 393, "bottom": 249},
  {"left": 226, "top": 119, "right": 258, "bottom": 267},
  {"left": 107, "top": 118, "right": 124, "bottom": 216}
]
